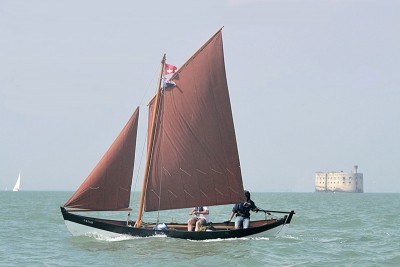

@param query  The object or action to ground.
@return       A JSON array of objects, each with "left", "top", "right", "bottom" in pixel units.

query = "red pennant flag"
[{"left": 164, "top": 64, "right": 177, "bottom": 75}]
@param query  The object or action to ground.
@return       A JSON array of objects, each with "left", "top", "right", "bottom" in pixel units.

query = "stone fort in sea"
[{"left": 315, "top": 165, "right": 364, "bottom": 193}]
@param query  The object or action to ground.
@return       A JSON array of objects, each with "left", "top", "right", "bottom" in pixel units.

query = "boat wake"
[
  {"left": 80, "top": 232, "right": 140, "bottom": 242},
  {"left": 83, "top": 233, "right": 138, "bottom": 242},
  {"left": 188, "top": 236, "right": 270, "bottom": 243},
  {"left": 276, "top": 234, "right": 299, "bottom": 240},
  {"left": 81, "top": 232, "right": 169, "bottom": 242},
  {"left": 252, "top": 237, "right": 270, "bottom": 241}
]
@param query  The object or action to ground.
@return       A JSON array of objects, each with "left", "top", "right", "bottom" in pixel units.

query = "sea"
[{"left": 0, "top": 192, "right": 399, "bottom": 266}]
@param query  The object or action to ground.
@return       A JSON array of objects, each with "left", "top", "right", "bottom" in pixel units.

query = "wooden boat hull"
[{"left": 61, "top": 207, "right": 294, "bottom": 240}]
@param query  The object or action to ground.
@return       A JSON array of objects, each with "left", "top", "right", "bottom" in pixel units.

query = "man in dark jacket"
[{"left": 227, "top": 190, "right": 259, "bottom": 229}]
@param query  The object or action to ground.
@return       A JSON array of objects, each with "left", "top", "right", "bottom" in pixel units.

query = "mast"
[{"left": 135, "top": 54, "right": 166, "bottom": 227}]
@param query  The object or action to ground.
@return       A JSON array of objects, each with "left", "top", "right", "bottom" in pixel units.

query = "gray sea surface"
[{"left": 0, "top": 192, "right": 399, "bottom": 266}]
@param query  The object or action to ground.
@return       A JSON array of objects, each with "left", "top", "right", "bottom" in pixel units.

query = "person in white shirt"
[{"left": 187, "top": 206, "right": 209, "bottom": 231}]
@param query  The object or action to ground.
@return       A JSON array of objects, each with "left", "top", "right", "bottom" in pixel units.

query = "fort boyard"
[{"left": 315, "top": 165, "right": 363, "bottom": 193}]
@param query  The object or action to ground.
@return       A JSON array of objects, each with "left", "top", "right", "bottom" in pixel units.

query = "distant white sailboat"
[{"left": 13, "top": 171, "right": 21, "bottom": 192}]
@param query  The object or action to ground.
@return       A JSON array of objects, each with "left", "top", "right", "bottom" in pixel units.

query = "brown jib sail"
[
  {"left": 64, "top": 108, "right": 139, "bottom": 211},
  {"left": 143, "top": 30, "right": 245, "bottom": 212}
]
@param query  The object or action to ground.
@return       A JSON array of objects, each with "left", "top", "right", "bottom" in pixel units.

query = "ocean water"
[{"left": 0, "top": 192, "right": 399, "bottom": 266}]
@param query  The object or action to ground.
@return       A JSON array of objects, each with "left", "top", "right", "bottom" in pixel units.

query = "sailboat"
[
  {"left": 13, "top": 171, "right": 21, "bottom": 192},
  {"left": 61, "top": 28, "right": 295, "bottom": 240}
]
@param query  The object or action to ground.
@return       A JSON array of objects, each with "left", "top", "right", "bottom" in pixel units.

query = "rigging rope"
[{"left": 130, "top": 64, "right": 159, "bottom": 217}]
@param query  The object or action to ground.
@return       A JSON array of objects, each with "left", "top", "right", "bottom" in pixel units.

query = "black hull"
[{"left": 61, "top": 207, "right": 294, "bottom": 240}]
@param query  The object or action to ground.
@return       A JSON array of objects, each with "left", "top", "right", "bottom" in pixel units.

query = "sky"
[{"left": 1, "top": 0, "right": 399, "bottom": 193}]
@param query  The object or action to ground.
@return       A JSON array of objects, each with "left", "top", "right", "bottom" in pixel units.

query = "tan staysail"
[
  {"left": 64, "top": 108, "right": 139, "bottom": 211},
  {"left": 144, "top": 30, "right": 245, "bottom": 212}
]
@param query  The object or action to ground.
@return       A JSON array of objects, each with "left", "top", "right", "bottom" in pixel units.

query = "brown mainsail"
[
  {"left": 64, "top": 107, "right": 139, "bottom": 211},
  {"left": 143, "top": 29, "right": 245, "bottom": 212}
]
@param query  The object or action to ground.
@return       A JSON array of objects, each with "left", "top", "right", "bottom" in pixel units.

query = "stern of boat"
[{"left": 273, "top": 210, "right": 295, "bottom": 237}]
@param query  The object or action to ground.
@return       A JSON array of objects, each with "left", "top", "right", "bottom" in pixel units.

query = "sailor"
[
  {"left": 187, "top": 206, "right": 209, "bottom": 231},
  {"left": 227, "top": 190, "right": 259, "bottom": 229}
]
